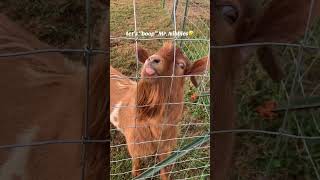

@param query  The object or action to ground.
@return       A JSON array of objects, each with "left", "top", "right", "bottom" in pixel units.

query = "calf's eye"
[{"left": 177, "top": 63, "right": 185, "bottom": 69}]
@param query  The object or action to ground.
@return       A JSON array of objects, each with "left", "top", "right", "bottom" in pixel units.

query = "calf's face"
[{"left": 137, "top": 42, "right": 209, "bottom": 87}]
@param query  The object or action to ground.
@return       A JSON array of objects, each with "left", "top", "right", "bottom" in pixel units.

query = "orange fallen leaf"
[
  {"left": 256, "top": 100, "right": 278, "bottom": 119},
  {"left": 190, "top": 93, "right": 198, "bottom": 102}
]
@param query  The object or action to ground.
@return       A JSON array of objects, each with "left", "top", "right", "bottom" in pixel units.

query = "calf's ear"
[
  {"left": 137, "top": 46, "right": 149, "bottom": 63},
  {"left": 187, "top": 56, "right": 209, "bottom": 87}
]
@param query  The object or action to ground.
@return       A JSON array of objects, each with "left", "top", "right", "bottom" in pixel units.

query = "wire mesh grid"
[
  {"left": 110, "top": 0, "right": 209, "bottom": 179},
  {"left": 0, "top": 0, "right": 108, "bottom": 180},
  {"left": 213, "top": 0, "right": 320, "bottom": 179}
]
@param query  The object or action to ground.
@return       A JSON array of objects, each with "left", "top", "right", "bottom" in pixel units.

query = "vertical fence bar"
[
  {"left": 171, "top": 0, "right": 179, "bottom": 23},
  {"left": 81, "top": 0, "right": 92, "bottom": 179},
  {"left": 152, "top": 0, "right": 179, "bottom": 178},
  {"left": 179, "top": 0, "right": 189, "bottom": 47},
  {"left": 162, "top": 0, "right": 166, "bottom": 8}
]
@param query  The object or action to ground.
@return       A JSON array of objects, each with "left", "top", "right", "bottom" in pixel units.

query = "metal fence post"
[
  {"left": 180, "top": 0, "right": 189, "bottom": 47},
  {"left": 171, "top": 0, "right": 179, "bottom": 23},
  {"left": 161, "top": 0, "right": 166, "bottom": 8}
]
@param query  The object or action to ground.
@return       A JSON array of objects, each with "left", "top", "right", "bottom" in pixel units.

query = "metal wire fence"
[
  {"left": 212, "top": 0, "right": 320, "bottom": 179},
  {"left": 110, "top": 0, "right": 209, "bottom": 179},
  {"left": 0, "top": 0, "right": 108, "bottom": 180}
]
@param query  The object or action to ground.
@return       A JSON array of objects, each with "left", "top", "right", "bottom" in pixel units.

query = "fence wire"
[
  {"left": 110, "top": 0, "right": 209, "bottom": 179},
  {"left": 0, "top": 0, "right": 108, "bottom": 180},
  {"left": 212, "top": 0, "right": 320, "bottom": 179}
]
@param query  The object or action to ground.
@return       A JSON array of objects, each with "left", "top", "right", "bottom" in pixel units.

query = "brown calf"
[
  {"left": 110, "top": 42, "right": 208, "bottom": 180},
  {"left": 0, "top": 14, "right": 107, "bottom": 180},
  {"left": 212, "top": 0, "right": 320, "bottom": 179}
]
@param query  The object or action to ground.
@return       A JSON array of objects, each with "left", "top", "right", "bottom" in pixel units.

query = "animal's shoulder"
[{"left": 110, "top": 66, "right": 136, "bottom": 87}]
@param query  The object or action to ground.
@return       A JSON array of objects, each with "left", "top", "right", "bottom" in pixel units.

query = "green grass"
[
  {"left": 110, "top": 0, "right": 210, "bottom": 179},
  {"left": 135, "top": 134, "right": 209, "bottom": 179}
]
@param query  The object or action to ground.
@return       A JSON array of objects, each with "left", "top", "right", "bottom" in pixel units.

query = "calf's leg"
[
  {"left": 132, "top": 157, "right": 141, "bottom": 177},
  {"left": 158, "top": 153, "right": 173, "bottom": 180}
]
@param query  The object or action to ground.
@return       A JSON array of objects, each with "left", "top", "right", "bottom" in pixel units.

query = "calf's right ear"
[
  {"left": 137, "top": 47, "right": 149, "bottom": 63},
  {"left": 187, "top": 56, "right": 209, "bottom": 87}
]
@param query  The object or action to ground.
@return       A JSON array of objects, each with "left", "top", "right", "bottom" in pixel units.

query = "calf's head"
[{"left": 137, "top": 42, "right": 208, "bottom": 87}]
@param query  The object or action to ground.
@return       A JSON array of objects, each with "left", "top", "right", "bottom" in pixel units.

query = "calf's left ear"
[
  {"left": 187, "top": 56, "right": 209, "bottom": 87},
  {"left": 137, "top": 46, "right": 149, "bottom": 63}
]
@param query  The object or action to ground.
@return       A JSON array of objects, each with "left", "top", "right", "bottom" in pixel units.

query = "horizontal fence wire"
[
  {"left": 110, "top": 146, "right": 210, "bottom": 163},
  {"left": 0, "top": 49, "right": 107, "bottom": 58},
  {"left": 110, "top": 36, "right": 209, "bottom": 41},
  {"left": 176, "top": 173, "right": 210, "bottom": 180},
  {"left": 110, "top": 123, "right": 209, "bottom": 132},
  {"left": 0, "top": 139, "right": 109, "bottom": 150},
  {"left": 210, "top": 130, "right": 320, "bottom": 140},
  {"left": 211, "top": 42, "right": 320, "bottom": 49},
  {"left": 110, "top": 156, "right": 209, "bottom": 176},
  {"left": 111, "top": 135, "right": 208, "bottom": 148},
  {"left": 111, "top": 74, "right": 209, "bottom": 79}
]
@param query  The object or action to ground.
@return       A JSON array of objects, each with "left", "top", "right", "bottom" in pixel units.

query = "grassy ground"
[
  {"left": 110, "top": 0, "right": 210, "bottom": 179},
  {"left": 231, "top": 20, "right": 320, "bottom": 179},
  {"left": 0, "top": 0, "right": 106, "bottom": 60}
]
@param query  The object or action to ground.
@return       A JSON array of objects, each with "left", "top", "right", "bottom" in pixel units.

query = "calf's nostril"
[{"left": 222, "top": 5, "right": 238, "bottom": 24}]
